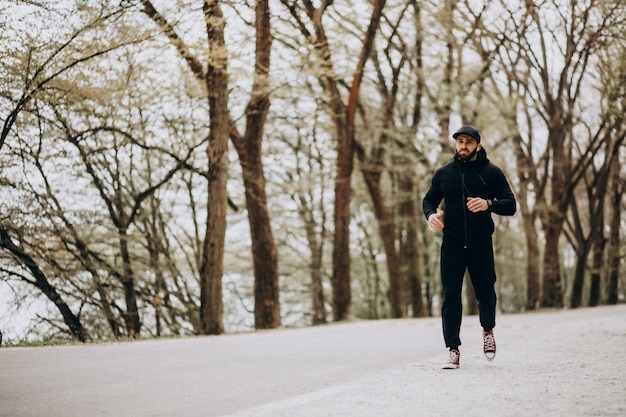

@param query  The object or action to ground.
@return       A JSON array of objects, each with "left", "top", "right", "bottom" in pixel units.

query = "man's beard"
[{"left": 457, "top": 148, "right": 478, "bottom": 161}]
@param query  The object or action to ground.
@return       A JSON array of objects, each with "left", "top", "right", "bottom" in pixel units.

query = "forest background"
[{"left": 0, "top": 0, "right": 624, "bottom": 344}]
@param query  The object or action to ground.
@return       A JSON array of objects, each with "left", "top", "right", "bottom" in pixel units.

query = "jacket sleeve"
[
  {"left": 422, "top": 170, "right": 443, "bottom": 220},
  {"left": 490, "top": 167, "right": 516, "bottom": 216}
]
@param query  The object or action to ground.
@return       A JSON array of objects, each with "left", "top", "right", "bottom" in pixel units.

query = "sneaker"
[
  {"left": 442, "top": 349, "right": 460, "bottom": 369},
  {"left": 483, "top": 330, "right": 496, "bottom": 360}
]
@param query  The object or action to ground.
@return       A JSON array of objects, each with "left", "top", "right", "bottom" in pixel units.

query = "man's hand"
[
  {"left": 467, "top": 197, "right": 489, "bottom": 213},
  {"left": 428, "top": 211, "right": 444, "bottom": 232}
]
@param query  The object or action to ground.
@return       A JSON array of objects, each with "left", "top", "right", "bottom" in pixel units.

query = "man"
[{"left": 422, "top": 125, "right": 516, "bottom": 369}]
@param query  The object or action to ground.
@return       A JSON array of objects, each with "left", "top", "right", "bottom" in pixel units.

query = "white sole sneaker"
[
  {"left": 442, "top": 350, "right": 460, "bottom": 369},
  {"left": 483, "top": 330, "right": 496, "bottom": 360}
]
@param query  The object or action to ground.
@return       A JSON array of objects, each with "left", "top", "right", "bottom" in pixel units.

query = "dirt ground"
[{"left": 1, "top": 305, "right": 625, "bottom": 417}]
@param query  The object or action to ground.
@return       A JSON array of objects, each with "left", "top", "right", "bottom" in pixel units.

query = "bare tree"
[
  {"left": 485, "top": 0, "right": 626, "bottom": 308},
  {"left": 565, "top": 121, "right": 625, "bottom": 308},
  {"left": 0, "top": 2, "right": 163, "bottom": 340},
  {"left": 280, "top": 0, "right": 387, "bottom": 321},
  {"left": 139, "top": 0, "right": 279, "bottom": 333},
  {"left": 228, "top": 0, "right": 280, "bottom": 330},
  {"left": 281, "top": 119, "right": 331, "bottom": 325},
  {"left": 352, "top": 0, "right": 430, "bottom": 318}
]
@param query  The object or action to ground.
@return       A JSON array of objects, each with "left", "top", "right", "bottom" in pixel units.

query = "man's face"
[{"left": 455, "top": 135, "right": 481, "bottom": 161}]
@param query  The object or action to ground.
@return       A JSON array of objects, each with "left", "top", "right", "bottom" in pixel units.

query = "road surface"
[{"left": 1, "top": 305, "right": 625, "bottom": 416}]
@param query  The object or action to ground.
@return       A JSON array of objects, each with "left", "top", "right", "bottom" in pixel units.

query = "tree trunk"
[
  {"left": 588, "top": 239, "right": 604, "bottom": 307},
  {"left": 541, "top": 218, "right": 564, "bottom": 308},
  {"left": 524, "top": 213, "right": 541, "bottom": 309},
  {"left": 357, "top": 222, "right": 384, "bottom": 319},
  {"left": 512, "top": 129, "right": 542, "bottom": 310},
  {"left": 361, "top": 168, "right": 405, "bottom": 318},
  {"left": 292, "top": 145, "right": 328, "bottom": 325},
  {"left": 407, "top": 0, "right": 426, "bottom": 318},
  {"left": 299, "top": 197, "right": 327, "bottom": 325},
  {"left": 399, "top": 174, "right": 426, "bottom": 318},
  {"left": 541, "top": 127, "right": 569, "bottom": 308},
  {"left": 246, "top": 172, "right": 280, "bottom": 330},
  {"left": 607, "top": 161, "right": 622, "bottom": 304},
  {"left": 308, "top": 10, "right": 353, "bottom": 322},
  {"left": 332, "top": 125, "right": 353, "bottom": 321},
  {"left": 281, "top": 0, "right": 386, "bottom": 321},
  {"left": 199, "top": 0, "right": 230, "bottom": 335},
  {"left": 405, "top": 220, "right": 425, "bottom": 318},
  {"left": 231, "top": 0, "right": 280, "bottom": 330},
  {"left": 94, "top": 278, "right": 121, "bottom": 338},
  {"left": 310, "top": 244, "right": 327, "bottom": 325},
  {"left": 119, "top": 231, "right": 141, "bottom": 337},
  {"left": 569, "top": 245, "right": 589, "bottom": 309},
  {"left": 199, "top": 136, "right": 228, "bottom": 334}
]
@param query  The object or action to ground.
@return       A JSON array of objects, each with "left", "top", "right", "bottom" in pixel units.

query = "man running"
[{"left": 422, "top": 125, "right": 516, "bottom": 369}]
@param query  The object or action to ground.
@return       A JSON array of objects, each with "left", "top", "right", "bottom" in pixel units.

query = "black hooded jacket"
[{"left": 422, "top": 148, "right": 516, "bottom": 247}]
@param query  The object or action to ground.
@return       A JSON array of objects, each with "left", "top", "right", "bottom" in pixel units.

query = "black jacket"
[{"left": 422, "top": 148, "right": 516, "bottom": 247}]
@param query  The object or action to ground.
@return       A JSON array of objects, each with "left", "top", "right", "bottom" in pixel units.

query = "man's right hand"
[{"left": 428, "top": 211, "right": 444, "bottom": 232}]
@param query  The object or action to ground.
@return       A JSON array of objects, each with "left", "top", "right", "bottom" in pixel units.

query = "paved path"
[{"left": 1, "top": 305, "right": 625, "bottom": 416}]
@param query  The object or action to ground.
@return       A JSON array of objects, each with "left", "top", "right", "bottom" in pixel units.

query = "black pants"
[{"left": 440, "top": 239, "right": 497, "bottom": 349}]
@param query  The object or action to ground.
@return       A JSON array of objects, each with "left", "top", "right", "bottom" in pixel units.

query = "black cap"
[{"left": 452, "top": 125, "right": 481, "bottom": 143}]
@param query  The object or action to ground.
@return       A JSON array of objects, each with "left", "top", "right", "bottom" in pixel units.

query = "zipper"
[
  {"left": 472, "top": 166, "right": 487, "bottom": 187},
  {"left": 459, "top": 163, "right": 468, "bottom": 248}
]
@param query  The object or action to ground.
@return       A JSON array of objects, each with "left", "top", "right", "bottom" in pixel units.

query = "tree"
[
  {"left": 607, "top": 157, "right": 624, "bottom": 304},
  {"left": 0, "top": 1, "right": 165, "bottom": 340},
  {"left": 566, "top": 127, "right": 624, "bottom": 308},
  {"left": 2, "top": 0, "right": 625, "bottom": 343},
  {"left": 351, "top": 0, "right": 437, "bottom": 318},
  {"left": 280, "top": 0, "right": 387, "bottom": 321},
  {"left": 526, "top": 1, "right": 624, "bottom": 307},
  {"left": 139, "top": 0, "right": 280, "bottom": 333},
  {"left": 228, "top": 0, "right": 280, "bottom": 330},
  {"left": 599, "top": 40, "right": 626, "bottom": 305},
  {"left": 280, "top": 117, "right": 331, "bottom": 325},
  {"left": 486, "top": 0, "right": 626, "bottom": 307}
]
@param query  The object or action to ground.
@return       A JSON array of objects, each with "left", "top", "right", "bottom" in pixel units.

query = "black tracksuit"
[{"left": 422, "top": 148, "right": 516, "bottom": 349}]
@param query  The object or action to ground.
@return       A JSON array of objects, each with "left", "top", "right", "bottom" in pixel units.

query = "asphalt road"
[{"left": 1, "top": 305, "right": 625, "bottom": 417}]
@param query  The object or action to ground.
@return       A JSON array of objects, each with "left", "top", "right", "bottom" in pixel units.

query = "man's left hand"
[{"left": 467, "top": 197, "right": 489, "bottom": 213}]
